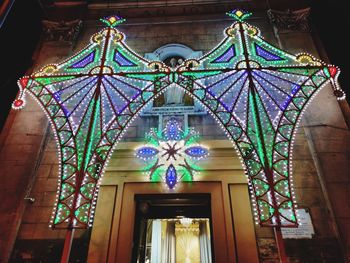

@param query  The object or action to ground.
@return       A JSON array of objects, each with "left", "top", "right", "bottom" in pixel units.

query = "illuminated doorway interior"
[{"left": 132, "top": 194, "right": 213, "bottom": 263}]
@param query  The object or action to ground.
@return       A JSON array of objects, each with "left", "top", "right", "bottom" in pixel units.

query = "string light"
[
  {"left": 135, "top": 119, "right": 209, "bottom": 189},
  {"left": 11, "top": 9, "right": 345, "bottom": 228}
]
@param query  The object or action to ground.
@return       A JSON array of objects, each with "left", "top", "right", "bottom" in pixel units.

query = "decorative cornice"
[
  {"left": 42, "top": 19, "right": 83, "bottom": 42},
  {"left": 267, "top": 8, "right": 311, "bottom": 32}
]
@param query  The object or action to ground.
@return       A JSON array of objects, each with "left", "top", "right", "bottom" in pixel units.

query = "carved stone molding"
[
  {"left": 42, "top": 19, "right": 83, "bottom": 42},
  {"left": 267, "top": 7, "right": 311, "bottom": 32}
]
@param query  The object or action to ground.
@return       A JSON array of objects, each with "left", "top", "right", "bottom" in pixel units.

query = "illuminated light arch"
[{"left": 13, "top": 11, "right": 345, "bottom": 228}]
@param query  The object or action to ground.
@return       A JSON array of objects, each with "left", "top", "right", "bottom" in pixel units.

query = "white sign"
[{"left": 281, "top": 209, "right": 315, "bottom": 239}]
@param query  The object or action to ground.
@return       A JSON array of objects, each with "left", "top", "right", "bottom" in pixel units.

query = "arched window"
[{"left": 145, "top": 44, "right": 203, "bottom": 109}]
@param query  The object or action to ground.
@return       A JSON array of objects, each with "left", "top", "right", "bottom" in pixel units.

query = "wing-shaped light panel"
[
  {"left": 175, "top": 9, "right": 345, "bottom": 226},
  {"left": 13, "top": 15, "right": 170, "bottom": 228}
]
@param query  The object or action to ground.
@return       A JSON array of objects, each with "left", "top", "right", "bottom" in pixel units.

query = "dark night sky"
[
  {"left": 1, "top": 0, "right": 42, "bottom": 132},
  {"left": 0, "top": 0, "right": 348, "bottom": 131},
  {"left": 308, "top": 0, "right": 349, "bottom": 99}
]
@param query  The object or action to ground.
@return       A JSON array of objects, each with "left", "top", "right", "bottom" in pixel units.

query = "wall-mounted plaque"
[{"left": 281, "top": 209, "right": 315, "bottom": 239}]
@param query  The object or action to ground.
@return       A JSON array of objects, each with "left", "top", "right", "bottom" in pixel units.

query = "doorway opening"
[{"left": 132, "top": 194, "right": 213, "bottom": 263}]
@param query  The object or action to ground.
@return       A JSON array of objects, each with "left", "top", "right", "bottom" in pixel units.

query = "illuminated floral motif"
[
  {"left": 100, "top": 15, "right": 126, "bottom": 27},
  {"left": 226, "top": 9, "right": 252, "bottom": 21},
  {"left": 13, "top": 10, "right": 345, "bottom": 229},
  {"left": 136, "top": 119, "right": 209, "bottom": 189}
]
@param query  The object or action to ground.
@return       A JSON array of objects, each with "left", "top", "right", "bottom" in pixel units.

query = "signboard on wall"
[{"left": 281, "top": 209, "right": 315, "bottom": 239}]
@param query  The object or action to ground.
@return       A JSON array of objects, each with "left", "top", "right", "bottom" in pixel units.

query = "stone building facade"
[{"left": 0, "top": 1, "right": 349, "bottom": 262}]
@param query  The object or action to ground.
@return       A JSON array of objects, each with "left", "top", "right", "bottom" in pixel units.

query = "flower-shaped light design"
[{"left": 136, "top": 119, "right": 209, "bottom": 189}]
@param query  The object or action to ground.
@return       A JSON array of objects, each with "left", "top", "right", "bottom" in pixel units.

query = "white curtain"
[
  {"left": 161, "top": 222, "right": 176, "bottom": 263},
  {"left": 151, "top": 220, "right": 162, "bottom": 263},
  {"left": 151, "top": 220, "right": 176, "bottom": 263},
  {"left": 164, "top": 86, "right": 184, "bottom": 105},
  {"left": 199, "top": 221, "right": 212, "bottom": 263}
]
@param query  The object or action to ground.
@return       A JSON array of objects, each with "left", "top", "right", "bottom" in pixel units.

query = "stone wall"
[{"left": 0, "top": 40, "right": 73, "bottom": 262}]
